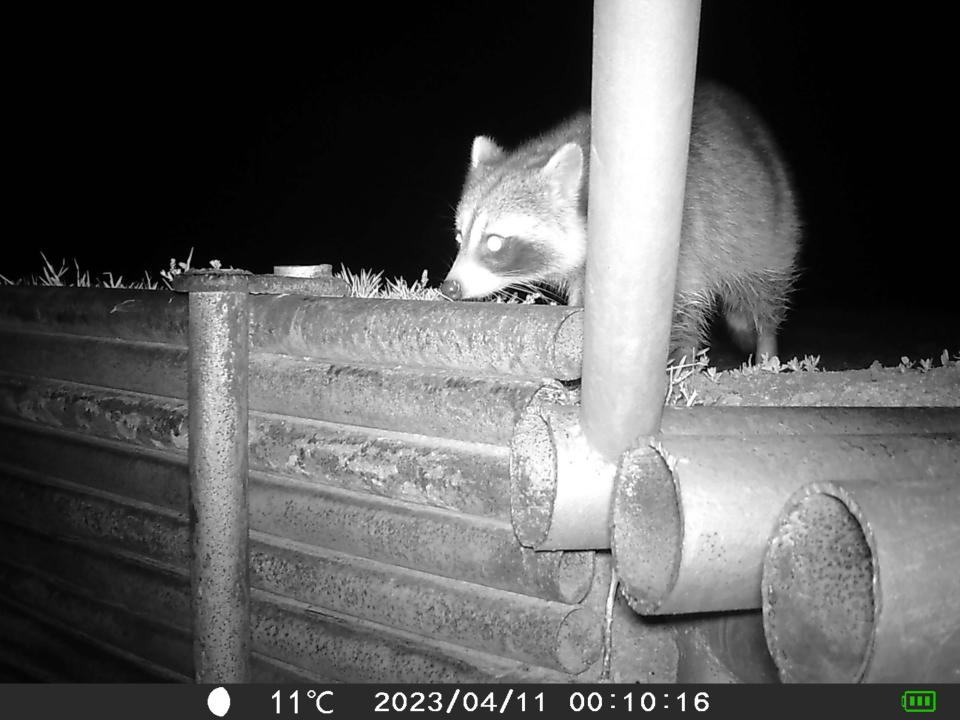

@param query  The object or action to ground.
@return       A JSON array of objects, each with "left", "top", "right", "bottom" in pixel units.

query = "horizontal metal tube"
[
  {"left": 251, "top": 655, "right": 336, "bottom": 684},
  {"left": 511, "top": 399, "right": 617, "bottom": 550},
  {"left": 0, "top": 597, "right": 189, "bottom": 682},
  {"left": 0, "top": 519, "right": 190, "bottom": 627},
  {"left": 0, "top": 331, "right": 188, "bottom": 398},
  {"left": 673, "top": 613, "right": 779, "bottom": 683},
  {"left": 0, "top": 377, "right": 515, "bottom": 520},
  {"left": 613, "top": 434, "right": 960, "bottom": 614},
  {"left": 0, "top": 560, "right": 193, "bottom": 677},
  {"left": 0, "top": 287, "right": 189, "bottom": 344},
  {"left": 576, "top": 553, "right": 680, "bottom": 682},
  {"left": 0, "top": 457, "right": 592, "bottom": 605},
  {"left": 249, "top": 295, "right": 582, "bottom": 379},
  {"left": 510, "top": 403, "right": 960, "bottom": 553},
  {"left": 0, "top": 418, "right": 189, "bottom": 511},
  {"left": 252, "top": 592, "right": 570, "bottom": 683},
  {"left": 0, "top": 373, "right": 189, "bottom": 451},
  {"left": 2, "top": 521, "right": 529, "bottom": 683},
  {"left": 659, "top": 406, "right": 960, "bottom": 435},
  {"left": 250, "top": 355, "right": 545, "bottom": 445},
  {"left": 763, "top": 478, "right": 960, "bottom": 683},
  {"left": 251, "top": 535, "right": 600, "bottom": 673},
  {"left": 250, "top": 473, "right": 594, "bottom": 604},
  {"left": 249, "top": 416, "right": 512, "bottom": 520},
  {"left": 0, "top": 288, "right": 582, "bottom": 379},
  {"left": 0, "top": 466, "right": 190, "bottom": 567},
  {"left": 0, "top": 332, "right": 548, "bottom": 444},
  {"left": 0, "top": 553, "right": 357, "bottom": 683}
]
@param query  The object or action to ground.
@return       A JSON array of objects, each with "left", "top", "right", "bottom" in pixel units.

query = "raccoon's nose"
[{"left": 440, "top": 278, "right": 463, "bottom": 300}]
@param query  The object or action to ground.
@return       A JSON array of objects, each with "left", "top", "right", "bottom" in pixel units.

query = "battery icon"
[{"left": 902, "top": 690, "right": 937, "bottom": 713}]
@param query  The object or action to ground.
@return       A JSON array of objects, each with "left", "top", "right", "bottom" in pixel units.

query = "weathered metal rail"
[{"left": 0, "top": 285, "right": 606, "bottom": 682}]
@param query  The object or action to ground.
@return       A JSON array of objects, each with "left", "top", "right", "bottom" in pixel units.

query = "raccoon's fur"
[{"left": 441, "top": 82, "right": 800, "bottom": 360}]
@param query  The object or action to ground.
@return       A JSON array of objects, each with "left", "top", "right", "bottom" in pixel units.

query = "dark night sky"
[{"left": 8, "top": 3, "right": 958, "bottom": 321}]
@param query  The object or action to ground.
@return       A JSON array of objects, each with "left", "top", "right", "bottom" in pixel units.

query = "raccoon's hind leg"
[
  {"left": 720, "top": 273, "right": 792, "bottom": 360},
  {"left": 669, "top": 292, "right": 713, "bottom": 366},
  {"left": 723, "top": 309, "right": 776, "bottom": 359}
]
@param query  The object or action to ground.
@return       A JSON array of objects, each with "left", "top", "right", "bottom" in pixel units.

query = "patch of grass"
[
  {"left": 0, "top": 251, "right": 207, "bottom": 290},
  {"left": 3, "top": 255, "right": 560, "bottom": 305},
  {"left": 9, "top": 255, "right": 957, "bottom": 376},
  {"left": 332, "top": 264, "right": 550, "bottom": 302},
  {"left": 732, "top": 352, "right": 822, "bottom": 376},
  {"left": 898, "top": 351, "right": 958, "bottom": 373},
  {"left": 665, "top": 350, "right": 710, "bottom": 406}
]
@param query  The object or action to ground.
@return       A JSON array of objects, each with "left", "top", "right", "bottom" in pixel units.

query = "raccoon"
[{"left": 441, "top": 82, "right": 800, "bottom": 360}]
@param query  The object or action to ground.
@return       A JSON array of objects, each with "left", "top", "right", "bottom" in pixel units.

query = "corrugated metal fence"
[{"left": 0, "top": 286, "right": 682, "bottom": 682}]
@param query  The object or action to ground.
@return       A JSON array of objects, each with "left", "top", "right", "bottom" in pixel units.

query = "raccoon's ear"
[
  {"left": 470, "top": 136, "right": 504, "bottom": 168},
  {"left": 542, "top": 142, "right": 583, "bottom": 200}
]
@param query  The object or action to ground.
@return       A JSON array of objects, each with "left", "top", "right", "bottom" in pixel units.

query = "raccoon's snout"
[{"left": 440, "top": 278, "right": 463, "bottom": 300}]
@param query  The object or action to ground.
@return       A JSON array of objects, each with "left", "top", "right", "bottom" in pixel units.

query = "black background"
[{"left": 7, "top": 3, "right": 957, "bottom": 353}]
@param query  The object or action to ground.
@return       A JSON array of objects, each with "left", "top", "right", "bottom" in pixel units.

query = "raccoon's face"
[{"left": 441, "top": 136, "right": 586, "bottom": 301}]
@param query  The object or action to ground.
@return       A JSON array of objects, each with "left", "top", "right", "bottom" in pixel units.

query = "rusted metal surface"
[
  {"left": 659, "top": 405, "right": 960, "bottom": 435},
  {"left": 0, "top": 467, "right": 190, "bottom": 567},
  {"left": 248, "top": 274, "right": 350, "bottom": 296},
  {"left": 0, "top": 287, "right": 188, "bottom": 343},
  {"left": 763, "top": 478, "right": 960, "bottom": 683},
  {"left": 507, "top": 402, "right": 960, "bottom": 554},
  {"left": 172, "top": 267, "right": 350, "bottom": 297},
  {"left": 0, "top": 561, "right": 193, "bottom": 677},
  {"left": 577, "top": 553, "right": 679, "bottom": 682},
  {"left": 581, "top": 0, "right": 700, "bottom": 459},
  {"left": 0, "top": 420, "right": 188, "bottom": 511},
  {"left": 0, "top": 285, "right": 617, "bottom": 682},
  {"left": 511, "top": 399, "right": 617, "bottom": 550},
  {"left": 251, "top": 356, "right": 547, "bottom": 444},
  {"left": 0, "top": 374, "right": 516, "bottom": 520},
  {"left": 252, "top": 593, "right": 570, "bottom": 683},
  {"left": 251, "top": 654, "right": 336, "bottom": 684},
  {"left": 508, "top": 401, "right": 960, "bottom": 558},
  {"left": 0, "top": 520, "right": 190, "bottom": 627},
  {"left": 0, "top": 330, "right": 188, "bottom": 397},
  {"left": 614, "top": 433, "right": 960, "bottom": 615},
  {"left": 249, "top": 416, "right": 513, "bottom": 519},
  {"left": 251, "top": 534, "right": 600, "bottom": 673},
  {"left": 185, "top": 277, "right": 251, "bottom": 683},
  {"left": 273, "top": 264, "right": 333, "bottom": 278},
  {"left": 0, "top": 286, "right": 580, "bottom": 379},
  {"left": 0, "top": 331, "right": 545, "bottom": 445},
  {"left": 673, "top": 613, "right": 779, "bottom": 683},
  {"left": 248, "top": 295, "right": 582, "bottom": 379},
  {"left": 250, "top": 472, "right": 594, "bottom": 604},
  {"left": 0, "top": 599, "right": 190, "bottom": 682},
  {"left": 0, "top": 373, "right": 188, "bottom": 451},
  {"left": 0, "top": 521, "right": 338, "bottom": 683}
]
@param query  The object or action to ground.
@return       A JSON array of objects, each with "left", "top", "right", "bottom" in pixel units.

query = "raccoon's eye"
[
  {"left": 455, "top": 231, "right": 463, "bottom": 245},
  {"left": 485, "top": 234, "right": 504, "bottom": 253}
]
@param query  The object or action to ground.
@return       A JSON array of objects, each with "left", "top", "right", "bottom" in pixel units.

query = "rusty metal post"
[
  {"left": 581, "top": 0, "right": 701, "bottom": 460},
  {"left": 176, "top": 269, "right": 251, "bottom": 683}
]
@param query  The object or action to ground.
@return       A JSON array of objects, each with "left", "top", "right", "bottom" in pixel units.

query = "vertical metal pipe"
[
  {"left": 182, "top": 270, "right": 251, "bottom": 683},
  {"left": 581, "top": 0, "right": 702, "bottom": 460}
]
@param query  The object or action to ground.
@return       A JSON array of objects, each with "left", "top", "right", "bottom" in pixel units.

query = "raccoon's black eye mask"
[{"left": 480, "top": 233, "right": 552, "bottom": 277}]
